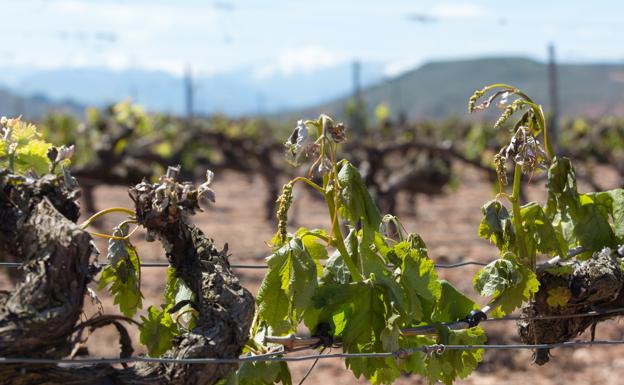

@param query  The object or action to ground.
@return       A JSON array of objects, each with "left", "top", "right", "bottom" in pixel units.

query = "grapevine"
[{"left": 2, "top": 82, "right": 624, "bottom": 385}]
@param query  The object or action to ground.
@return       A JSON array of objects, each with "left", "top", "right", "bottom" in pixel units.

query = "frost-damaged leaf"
[
  {"left": 139, "top": 304, "right": 179, "bottom": 357},
  {"left": 583, "top": 189, "right": 624, "bottom": 240},
  {"left": 478, "top": 200, "right": 514, "bottom": 251},
  {"left": 98, "top": 224, "right": 143, "bottom": 317},
  {"left": 546, "top": 158, "right": 617, "bottom": 255},
  {"left": 338, "top": 160, "right": 382, "bottom": 235},
  {"left": 520, "top": 202, "right": 567, "bottom": 258},
  {"left": 474, "top": 253, "right": 539, "bottom": 317},
  {"left": 256, "top": 238, "right": 318, "bottom": 334}
]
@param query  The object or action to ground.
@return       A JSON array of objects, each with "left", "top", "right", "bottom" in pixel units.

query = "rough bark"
[
  {"left": 0, "top": 170, "right": 255, "bottom": 385},
  {"left": 518, "top": 248, "right": 624, "bottom": 365}
]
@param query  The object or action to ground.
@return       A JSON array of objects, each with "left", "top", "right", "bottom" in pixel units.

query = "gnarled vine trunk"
[{"left": 0, "top": 171, "right": 254, "bottom": 385}]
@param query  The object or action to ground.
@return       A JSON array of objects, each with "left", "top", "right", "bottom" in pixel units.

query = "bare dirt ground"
[{"left": 2, "top": 165, "right": 624, "bottom": 384}]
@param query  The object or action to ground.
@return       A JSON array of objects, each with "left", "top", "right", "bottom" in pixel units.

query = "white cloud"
[
  {"left": 253, "top": 46, "right": 342, "bottom": 80},
  {"left": 430, "top": 3, "right": 487, "bottom": 20},
  {"left": 383, "top": 58, "right": 423, "bottom": 77}
]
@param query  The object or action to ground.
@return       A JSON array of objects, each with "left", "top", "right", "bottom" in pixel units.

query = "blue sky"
[{"left": 2, "top": 0, "right": 624, "bottom": 78}]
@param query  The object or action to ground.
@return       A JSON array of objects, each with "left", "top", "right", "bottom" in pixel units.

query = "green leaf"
[
  {"left": 432, "top": 280, "right": 479, "bottom": 323},
  {"left": 478, "top": 200, "right": 514, "bottom": 251},
  {"left": 164, "top": 266, "right": 196, "bottom": 328},
  {"left": 310, "top": 281, "right": 401, "bottom": 385},
  {"left": 12, "top": 121, "right": 39, "bottom": 145},
  {"left": 473, "top": 259, "right": 522, "bottom": 297},
  {"left": 295, "top": 227, "right": 328, "bottom": 260},
  {"left": 337, "top": 160, "right": 382, "bottom": 233},
  {"left": 474, "top": 253, "right": 539, "bottom": 317},
  {"left": 546, "top": 158, "right": 616, "bottom": 254},
  {"left": 544, "top": 264, "right": 574, "bottom": 277},
  {"left": 583, "top": 189, "right": 624, "bottom": 239},
  {"left": 98, "top": 225, "right": 143, "bottom": 317},
  {"left": 233, "top": 361, "right": 292, "bottom": 385},
  {"left": 256, "top": 238, "right": 318, "bottom": 334},
  {"left": 547, "top": 287, "right": 571, "bottom": 308},
  {"left": 15, "top": 139, "right": 52, "bottom": 175},
  {"left": 359, "top": 241, "right": 406, "bottom": 313},
  {"left": 425, "top": 328, "right": 486, "bottom": 385},
  {"left": 393, "top": 241, "right": 441, "bottom": 323},
  {"left": 139, "top": 305, "right": 179, "bottom": 357},
  {"left": 519, "top": 202, "right": 567, "bottom": 258}
]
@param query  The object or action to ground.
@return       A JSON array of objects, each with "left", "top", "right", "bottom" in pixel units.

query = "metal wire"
[
  {"left": 483, "top": 306, "right": 624, "bottom": 322},
  {"left": 1, "top": 339, "right": 623, "bottom": 366},
  {"left": 0, "top": 260, "right": 488, "bottom": 270}
]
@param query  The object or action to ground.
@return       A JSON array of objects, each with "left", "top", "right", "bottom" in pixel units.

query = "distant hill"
[
  {"left": 0, "top": 63, "right": 384, "bottom": 117},
  {"left": 295, "top": 57, "right": 624, "bottom": 121},
  {"left": 0, "top": 88, "right": 83, "bottom": 120}
]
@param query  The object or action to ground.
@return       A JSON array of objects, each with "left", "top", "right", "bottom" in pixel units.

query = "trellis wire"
[
  {"left": 0, "top": 260, "right": 487, "bottom": 270},
  {"left": 1, "top": 339, "right": 623, "bottom": 366}
]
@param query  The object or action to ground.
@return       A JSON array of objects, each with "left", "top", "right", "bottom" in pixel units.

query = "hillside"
[
  {"left": 295, "top": 57, "right": 624, "bottom": 120},
  {"left": 0, "top": 88, "right": 83, "bottom": 119},
  {"left": 0, "top": 63, "right": 384, "bottom": 117}
]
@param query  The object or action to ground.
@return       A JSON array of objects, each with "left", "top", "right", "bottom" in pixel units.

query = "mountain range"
[
  {"left": 2, "top": 57, "right": 624, "bottom": 120},
  {"left": 297, "top": 57, "right": 624, "bottom": 121},
  {"left": 0, "top": 62, "right": 384, "bottom": 117}
]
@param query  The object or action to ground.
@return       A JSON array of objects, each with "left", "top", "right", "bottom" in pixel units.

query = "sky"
[{"left": 1, "top": 0, "right": 624, "bottom": 78}]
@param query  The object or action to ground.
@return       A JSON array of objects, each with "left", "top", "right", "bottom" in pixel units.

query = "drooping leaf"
[
  {"left": 546, "top": 158, "right": 616, "bottom": 255},
  {"left": 583, "top": 189, "right": 624, "bottom": 240},
  {"left": 337, "top": 160, "right": 382, "bottom": 234},
  {"left": 474, "top": 253, "right": 539, "bottom": 317},
  {"left": 519, "top": 202, "right": 567, "bottom": 258},
  {"left": 478, "top": 200, "right": 514, "bottom": 251}
]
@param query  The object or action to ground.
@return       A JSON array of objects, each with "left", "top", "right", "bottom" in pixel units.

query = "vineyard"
[{"left": 2, "top": 84, "right": 624, "bottom": 385}]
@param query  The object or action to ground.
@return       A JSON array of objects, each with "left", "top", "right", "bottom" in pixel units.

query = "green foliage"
[
  {"left": 519, "top": 202, "right": 567, "bottom": 261},
  {"left": 337, "top": 160, "right": 382, "bottom": 232},
  {"left": 98, "top": 224, "right": 143, "bottom": 317},
  {"left": 138, "top": 267, "right": 195, "bottom": 357},
  {"left": 546, "top": 158, "right": 617, "bottom": 256},
  {"left": 139, "top": 304, "right": 179, "bottom": 357},
  {"left": 249, "top": 119, "right": 485, "bottom": 385},
  {"left": 473, "top": 254, "right": 539, "bottom": 316},
  {"left": 478, "top": 200, "right": 514, "bottom": 251},
  {"left": 0, "top": 117, "right": 73, "bottom": 175},
  {"left": 220, "top": 361, "right": 292, "bottom": 385},
  {"left": 424, "top": 329, "right": 486, "bottom": 385},
  {"left": 469, "top": 84, "right": 624, "bottom": 322},
  {"left": 256, "top": 238, "right": 318, "bottom": 334}
]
